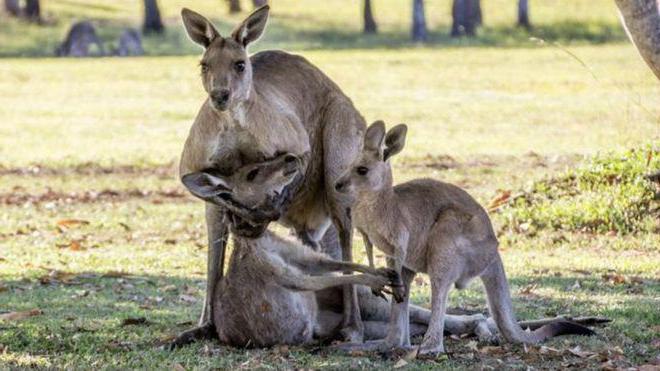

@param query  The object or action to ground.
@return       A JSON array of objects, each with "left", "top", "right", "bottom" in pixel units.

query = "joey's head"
[
  {"left": 181, "top": 153, "right": 302, "bottom": 237},
  {"left": 181, "top": 6, "right": 269, "bottom": 112},
  {"left": 335, "top": 121, "right": 408, "bottom": 196}
]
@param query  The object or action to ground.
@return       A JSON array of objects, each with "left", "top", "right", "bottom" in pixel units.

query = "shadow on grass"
[{"left": 0, "top": 13, "right": 627, "bottom": 58}]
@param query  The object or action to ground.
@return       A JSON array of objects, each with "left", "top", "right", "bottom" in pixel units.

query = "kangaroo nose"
[
  {"left": 335, "top": 180, "right": 348, "bottom": 192},
  {"left": 211, "top": 89, "right": 230, "bottom": 105}
]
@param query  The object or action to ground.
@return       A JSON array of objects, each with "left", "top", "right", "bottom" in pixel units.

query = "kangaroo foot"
[{"left": 167, "top": 321, "right": 215, "bottom": 350}]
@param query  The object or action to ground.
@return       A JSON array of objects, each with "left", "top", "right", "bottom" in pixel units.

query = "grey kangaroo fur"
[
  {"left": 335, "top": 121, "right": 594, "bottom": 355},
  {"left": 177, "top": 6, "right": 367, "bottom": 346},
  {"left": 182, "top": 154, "right": 605, "bottom": 348},
  {"left": 55, "top": 21, "right": 105, "bottom": 57}
]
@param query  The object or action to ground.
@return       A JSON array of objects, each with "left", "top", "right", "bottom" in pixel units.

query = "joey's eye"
[
  {"left": 356, "top": 166, "right": 369, "bottom": 176},
  {"left": 200, "top": 63, "right": 209, "bottom": 73},
  {"left": 234, "top": 61, "right": 246, "bottom": 73},
  {"left": 246, "top": 168, "right": 259, "bottom": 181}
]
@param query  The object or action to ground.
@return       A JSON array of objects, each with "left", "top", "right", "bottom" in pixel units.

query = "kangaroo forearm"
[
  {"left": 202, "top": 204, "right": 228, "bottom": 325},
  {"left": 281, "top": 274, "right": 377, "bottom": 292}
]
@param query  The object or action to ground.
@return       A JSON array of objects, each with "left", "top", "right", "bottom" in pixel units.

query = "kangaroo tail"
[{"left": 481, "top": 254, "right": 594, "bottom": 343}]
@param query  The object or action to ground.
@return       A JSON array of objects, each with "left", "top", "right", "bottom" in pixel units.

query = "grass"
[
  {"left": 0, "top": 0, "right": 629, "bottom": 57},
  {"left": 1, "top": 0, "right": 659, "bottom": 369},
  {"left": 500, "top": 148, "right": 660, "bottom": 235}
]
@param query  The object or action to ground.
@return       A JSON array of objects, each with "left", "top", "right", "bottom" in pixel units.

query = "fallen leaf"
[
  {"left": 393, "top": 359, "right": 408, "bottom": 369},
  {"left": 465, "top": 340, "right": 479, "bottom": 352},
  {"left": 567, "top": 346, "right": 596, "bottom": 358},
  {"left": 56, "top": 219, "right": 90, "bottom": 228},
  {"left": 487, "top": 190, "right": 512, "bottom": 211},
  {"left": 0, "top": 283, "right": 8, "bottom": 293},
  {"left": 179, "top": 294, "right": 197, "bottom": 303},
  {"left": 120, "top": 317, "right": 149, "bottom": 326},
  {"left": 161, "top": 285, "right": 177, "bottom": 292},
  {"left": 0, "top": 309, "right": 42, "bottom": 321},
  {"left": 602, "top": 273, "right": 626, "bottom": 285},
  {"left": 69, "top": 240, "right": 85, "bottom": 251}
]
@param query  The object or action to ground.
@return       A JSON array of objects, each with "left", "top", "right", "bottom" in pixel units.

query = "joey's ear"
[
  {"left": 384, "top": 124, "right": 408, "bottom": 161},
  {"left": 181, "top": 8, "right": 220, "bottom": 48},
  {"left": 364, "top": 120, "right": 386, "bottom": 154},
  {"left": 181, "top": 171, "right": 231, "bottom": 202},
  {"left": 231, "top": 5, "right": 270, "bottom": 47}
]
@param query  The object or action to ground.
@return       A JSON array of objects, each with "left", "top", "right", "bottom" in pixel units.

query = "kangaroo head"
[
  {"left": 182, "top": 153, "right": 301, "bottom": 234},
  {"left": 335, "top": 120, "right": 407, "bottom": 195},
  {"left": 181, "top": 6, "right": 269, "bottom": 112}
]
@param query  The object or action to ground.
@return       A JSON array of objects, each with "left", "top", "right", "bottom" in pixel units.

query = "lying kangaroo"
[
  {"left": 182, "top": 153, "right": 601, "bottom": 348},
  {"left": 335, "top": 121, "right": 593, "bottom": 355},
  {"left": 55, "top": 21, "right": 105, "bottom": 57},
  {"left": 177, "top": 6, "right": 367, "bottom": 345}
]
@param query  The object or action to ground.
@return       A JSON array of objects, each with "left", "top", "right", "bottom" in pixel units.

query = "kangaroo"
[
  {"left": 176, "top": 6, "right": 367, "bottom": 346},
  {"left": 115, "top": 28, "right": 144, "bottom": 57},
  {"left": 55, "top": 21, "right": 105, "bottom": 57},
  {"left": 182, "top": 153, "right": 601, "bottom": 349},
  {"left": 334, "top": 121, "right": 594, "bottom": 356}
]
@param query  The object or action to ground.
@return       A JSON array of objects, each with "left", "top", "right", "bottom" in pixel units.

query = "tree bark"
[
  {"left": 4, "top": 0, "right": 19, "bottom": 16},
  {"left": 451, "top": 0, "right": 481, "bottom": 37},
  {"left": 252, "top": 0, "right": 267, "bottom": 7},
  {"left": 615, "top": 0, "right": 660, "bottom": 80},
  {"left": 411, "top": 0, "right": 427, "bottom": 42},
  {"left": 228, "top": 0, "right": 241, "bottom": 13},
  {"left": 363, "top": 0, "right": 378, "bottom": 34},
  {"left": 24, "top": 0, "right": 40, "bottom": 21},
  {"left": 143, "top": 0, "right": 164, "bottom": 34},
  {"left": 518, "top": 0, "right": 530, "bottom": 29}
]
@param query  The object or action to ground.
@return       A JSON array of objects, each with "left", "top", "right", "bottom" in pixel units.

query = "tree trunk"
[
  {"left": 451, "top": 0, "right": 481, "bottom": 37},
  {"left": 363, "top": 0, "right": 378, "bottom": 34},
  {"left": 411, "top": 0, "right": 427, "bottom": 42},
  {"left": 615, "top": 0, "right": 660, "bottom": 80},
  {"left": 4, "top": 0, "right": 19, "bottom": 16},
  {"left": 143, "top": 0, "right": 164, "bottom": 34},
  {"left": 228, "top": 0, "right": 241, "bottom": 13},
  {"left": 24, "top": 0, "right": 40, "bottom": 21},
  {"left": 252, "top": 0, "right": 267, "bottom": 7},
  {"left": 518, "top": 0, "right": 531, "bottom": 29}
]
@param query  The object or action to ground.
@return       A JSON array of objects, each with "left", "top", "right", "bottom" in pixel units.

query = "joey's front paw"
[{"left": 375, "top": 268, "right": 405, "bottom": 303}]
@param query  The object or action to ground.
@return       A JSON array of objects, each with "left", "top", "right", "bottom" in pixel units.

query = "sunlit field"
[{"left": 0, "top": 0, "right": 658, "bottom": 369}]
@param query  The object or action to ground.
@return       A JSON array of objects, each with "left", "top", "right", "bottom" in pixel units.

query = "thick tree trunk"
[
  {"left": 252, "top": 0, "right": 267, "bottom": 7},
  {"left": 143, "top": 0, "right": 164, "bottom": 34},
  {"left": 4, "top": 0, "right": 19, "bottom": 16},
  {"left": 228, "top": 0, "right": 241, "bottom": 13},
  {"left": 451, "top": 0, "right": 481, "bottom": 37},
  {"left": 363, "top": 0, "right": 378, "bottom": 34},
  {"left": 411, "top": 0, "right": 428, "bottom": 42},
  {"left": 518, "top": 0, "right": 531, "bottom": 29},
  {"left": 615, "top": 0, "right": 660, "bottom": 80},
  {"left": 24, "top": 0, "right": 40, "bottom": 21}
]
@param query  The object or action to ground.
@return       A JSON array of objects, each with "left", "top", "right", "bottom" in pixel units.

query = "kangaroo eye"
[
  {"left": 246, "top": 168, "right": 259, "bottom": 181},
  {"left": 234, "top": 61, "right": 246, "bottom": 73},
  {"left": 200, "top": 63, "right": 209, "bottom": 73},
  {"left": 356, "top": 166, "right": 369, "bottom": 176}
]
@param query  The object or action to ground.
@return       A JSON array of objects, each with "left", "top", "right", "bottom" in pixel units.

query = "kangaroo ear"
[
  {"left": 181, "top": 171, "right": 232, "bottom": 202},
  {"left": 231, "top": 5, "right": 270, "bottom": 47},
  {"left": 181, "top": 8, "right": 220, "bottom": 48},
  {"left": 364, "top": 120, "right": 386, "bottom": 155},
  {"left": 384, "top": 124, "right": 408, "bottom": 161}
]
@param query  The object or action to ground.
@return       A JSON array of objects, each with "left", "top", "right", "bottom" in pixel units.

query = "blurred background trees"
[{"left": 143, "top": 0, "right": 164, "bottom": 34}]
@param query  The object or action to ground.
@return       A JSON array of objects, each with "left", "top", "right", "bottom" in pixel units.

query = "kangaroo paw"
[{"left": 166, "top": 321, "right": 215, "bottom": 350}]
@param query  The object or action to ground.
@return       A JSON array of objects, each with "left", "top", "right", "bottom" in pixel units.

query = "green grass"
[
  {"left": 0, "top": 0, "right": 628, "bottom": 57},
  {"left": 1, "top": 0, "right": 660, "bottom": 369},
  {"left": 500, "top": 148, "right": 660, "bottom": 235}
]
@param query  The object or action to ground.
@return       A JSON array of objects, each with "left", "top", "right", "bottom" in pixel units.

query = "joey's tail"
[{"left": 480, "top": 254, "right": 594, "bottom": 343}]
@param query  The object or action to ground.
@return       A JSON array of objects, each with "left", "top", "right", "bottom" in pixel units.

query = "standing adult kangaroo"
[{"left": 174, "top": 6, "right": 367, "bottom": 346}]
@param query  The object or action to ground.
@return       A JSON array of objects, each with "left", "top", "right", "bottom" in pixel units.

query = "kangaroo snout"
[
  {"left": 334, "top": 178, "right": 351, "bottom": 192},
  {"left": 210, "top": 89, "right": 231, "bottom": 110}
]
